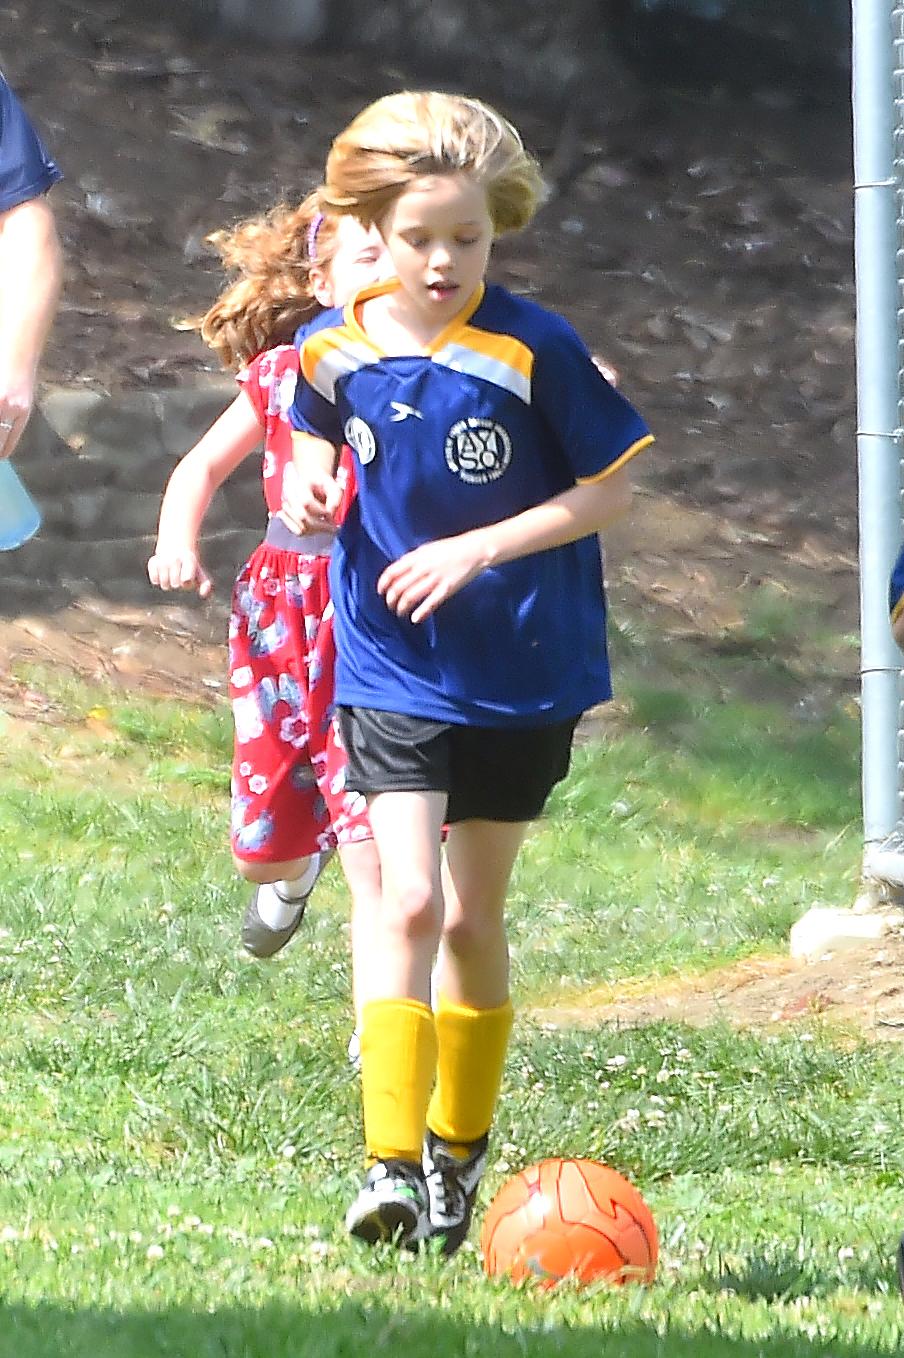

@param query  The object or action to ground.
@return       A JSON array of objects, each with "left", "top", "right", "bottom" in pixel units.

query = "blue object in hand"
[{"left": 0, "top": 458, "right": 41, "bottom": 550}]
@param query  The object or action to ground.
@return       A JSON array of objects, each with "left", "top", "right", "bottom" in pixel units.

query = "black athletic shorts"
[{"left": 337, "top": 706, "right": 579, "bottom": 823}]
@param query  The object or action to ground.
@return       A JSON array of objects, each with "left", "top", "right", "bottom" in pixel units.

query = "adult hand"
[
  {"left": 0, "top": 364, "right": 34, "bottom": 460},
  {"left": 279, "top": 460, "right": 341, "bottom": 534},
  {"left": 147, "top": 544, "right": 212, "bottom": 598},
  {"left": 378, "top": 531, "right": 490, "bottom": 624}
]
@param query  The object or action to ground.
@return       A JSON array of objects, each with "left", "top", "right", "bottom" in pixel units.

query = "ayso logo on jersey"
[
  {"left": 444, "top": 418, "right": 512, "bottom": 484},
  {"left": 344, "top": 416, "right": 377, "bottom": 465}
]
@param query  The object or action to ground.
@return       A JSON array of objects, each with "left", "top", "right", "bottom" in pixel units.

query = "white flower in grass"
[
  {"left": 837, "top": 1245, "right": 855, "bottom": 1262},
  {"left": 146, "top": 1244, "right": 164, "bottom": 1261},
  {"left": 606, "top": 1054, "right": 628, "bottom": 1070}
]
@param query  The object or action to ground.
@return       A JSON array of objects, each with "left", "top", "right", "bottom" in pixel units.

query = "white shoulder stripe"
[
  {"left": 308, "top": 340, "right": 378, "bottom": 403},
  {"left": 432, "top": 342, "right": 531, "bottom": 405}
]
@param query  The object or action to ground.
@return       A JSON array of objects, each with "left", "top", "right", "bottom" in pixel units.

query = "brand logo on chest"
[{"left": 444, "top": 418, "right": 512, "bottom": 484}]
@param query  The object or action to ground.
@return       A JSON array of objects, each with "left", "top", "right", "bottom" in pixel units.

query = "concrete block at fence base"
[{"left": 790, "top": 906, "right": 903, "bottom": 962}]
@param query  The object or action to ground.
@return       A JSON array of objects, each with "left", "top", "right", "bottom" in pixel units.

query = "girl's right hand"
[
  {"left": 279, "top": 461, "right": 342, "bottom": 534},
  {"left": 147, "top": 544, "right": 213, "bottom": 599}
]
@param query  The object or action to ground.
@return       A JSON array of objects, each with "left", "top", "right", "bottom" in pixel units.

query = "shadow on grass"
[
  {"left": 0, "top": 1299, "right": 897, "bottom": 1358},
  {"left": 704, "top": 1248, "right": 895, "bottom": 1305}
]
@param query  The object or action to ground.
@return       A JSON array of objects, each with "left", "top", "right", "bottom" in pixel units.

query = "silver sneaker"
[
  {"left": 423, "top": 1129, "right": 488, "bottom": 1256},
  {"left": 345, "top": 1159, "right": 429, "bottom": 1249},
  {"left": 240, "top": 853, "right": 329, "bottom": 958}
]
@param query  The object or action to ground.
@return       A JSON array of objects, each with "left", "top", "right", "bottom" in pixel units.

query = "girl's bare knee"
[
  {"left": 441, "top": 910, "right": 503, "bottom": 961},
  {"left": 389, "top": 881, "right": 442, "bottom": 944},
  {"left": 233, "top": 856, "right": 306, "bottom": 885}
]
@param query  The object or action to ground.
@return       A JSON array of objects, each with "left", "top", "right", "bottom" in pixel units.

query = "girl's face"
[
  {"left": 311, "top": 215, "right": 390, "bottom": 309},
  {"left": 378, "top": 172, "right": 494, "bottom": 329}
]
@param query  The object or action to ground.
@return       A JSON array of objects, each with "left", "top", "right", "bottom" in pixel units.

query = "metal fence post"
[{"left": 855, "top": 1, "right": 904, "bottom": 882}]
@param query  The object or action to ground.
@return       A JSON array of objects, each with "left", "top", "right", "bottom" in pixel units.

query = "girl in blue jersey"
[{"left": 287, "top": 91, "right": 652, "bottom": 1254}]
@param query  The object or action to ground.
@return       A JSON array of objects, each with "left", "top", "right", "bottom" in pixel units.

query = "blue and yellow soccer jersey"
[
  {"left": 290, "top": 279, "right": 652, "bottom": 727},
  {"left": 890, "top": 545, "right": 904, "bottom": 627}
]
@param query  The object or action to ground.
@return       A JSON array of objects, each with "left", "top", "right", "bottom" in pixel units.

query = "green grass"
[{"left": 0, "top": 668, "right": 901, "bottom": 1357}]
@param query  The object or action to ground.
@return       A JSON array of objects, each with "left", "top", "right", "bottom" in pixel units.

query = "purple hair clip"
[{"left": 306, "top": 211, "right": 324, "bottom": 262}]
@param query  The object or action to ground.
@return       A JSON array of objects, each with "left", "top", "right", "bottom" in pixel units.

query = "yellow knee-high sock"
[
  {"left": 427, "top": 995, "right": 514, "bottom": 1152},
  {"left": 360, "top": 998, "right": 437, "bottom": 1165}
]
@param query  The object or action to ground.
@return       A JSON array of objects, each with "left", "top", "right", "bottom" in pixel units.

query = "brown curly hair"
[{"left": 184, "top": 190, "right": 342, "bottom": 372}]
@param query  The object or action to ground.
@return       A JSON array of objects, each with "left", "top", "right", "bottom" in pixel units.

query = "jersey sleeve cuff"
[
  {"left": 576, "top": 433, "right": 654, "bottom": 485},
  {"left": 0, "top": 167, "right": 62, "bottom": 213}
]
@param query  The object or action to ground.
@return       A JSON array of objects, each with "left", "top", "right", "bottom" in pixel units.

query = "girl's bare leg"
[
  {"left": 435, "top": 819, "right": 527, "bottom": 1008},
  {"left": 364, "top": 789, "right": 447, "bottom": 1002},
  {"left": 337, "top": 837, "right": 382, "bottom": 1021},
  {"left": 232, "top": 854, "right": 313, "bottom": 885}
]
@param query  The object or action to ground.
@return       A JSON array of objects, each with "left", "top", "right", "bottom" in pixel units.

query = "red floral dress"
[{"left": 228, "top": 345, "right": 371, "bottom": 863}]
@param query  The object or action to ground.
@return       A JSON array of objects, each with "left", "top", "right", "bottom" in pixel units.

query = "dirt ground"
[
  {"left": 0, "top": 4, "right": 881, "bottom": 1034},
  {"left": 531, "top": 930, "right": 904, "bottom": 1043}
]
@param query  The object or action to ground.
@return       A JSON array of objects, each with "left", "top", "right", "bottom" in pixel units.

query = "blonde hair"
[
  {"left": 185, "top": 191, "right": 342, "bottom": 371},
  {"left": 321, "top": 91, "right": 547, "bottom": 236}
]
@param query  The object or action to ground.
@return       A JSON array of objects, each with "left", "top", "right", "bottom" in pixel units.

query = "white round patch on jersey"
[
  {"left": 444, "top": 418, "right": 513, "bottom": 484},
  {"left": 344, "top": 415, "right": 377, "bottom": 465}
]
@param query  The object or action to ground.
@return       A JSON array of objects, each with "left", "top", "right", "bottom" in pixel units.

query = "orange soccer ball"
[{"left": 480, "top": 1157, "right": 658, "bottom": 1289}]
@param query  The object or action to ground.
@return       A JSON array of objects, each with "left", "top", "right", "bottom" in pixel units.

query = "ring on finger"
[{"left": 0, "top": 421, "right": 13, "bottom": 431}]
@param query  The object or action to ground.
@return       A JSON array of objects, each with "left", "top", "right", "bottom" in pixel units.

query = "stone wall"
[{"left": 7, "top": 386, "right": 259, "bottom": 615}]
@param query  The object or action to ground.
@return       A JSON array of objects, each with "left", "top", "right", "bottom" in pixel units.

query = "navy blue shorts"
[{"left": 337, "top": 706, "right": 578, "bottom": 823}]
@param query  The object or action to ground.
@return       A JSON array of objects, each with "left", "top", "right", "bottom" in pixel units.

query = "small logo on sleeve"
[
  {"left": 344, "top": 416, "right": 377, "bottom": 465},
  {"left": 444, "top": 418, "right": 512, "bottom": 484}
]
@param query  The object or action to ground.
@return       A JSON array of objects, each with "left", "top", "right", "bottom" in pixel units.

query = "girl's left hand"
[{"left": 378, "top": 531, "right": 490, "bottom": 623}]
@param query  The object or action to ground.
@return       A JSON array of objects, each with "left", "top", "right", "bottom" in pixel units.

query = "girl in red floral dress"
[{"left": 149, "top": 195, "right": 388, "bottom": 998}]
